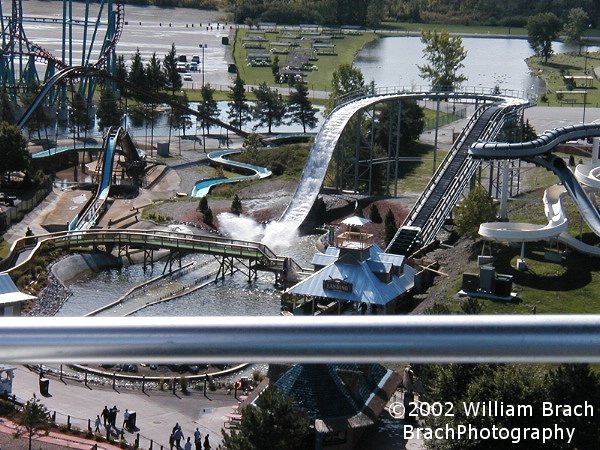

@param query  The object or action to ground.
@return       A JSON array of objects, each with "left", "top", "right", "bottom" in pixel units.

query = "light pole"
[
  {"left": 199, "top": 44, "right": 207, "bottom": 88},
  {"left": 583, "top": 24, "right": 591, "bottom": 124}
]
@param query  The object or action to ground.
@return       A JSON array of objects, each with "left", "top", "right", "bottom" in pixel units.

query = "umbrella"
[{"left": 340, "top": 216, "right": 371, "bottom": 227}]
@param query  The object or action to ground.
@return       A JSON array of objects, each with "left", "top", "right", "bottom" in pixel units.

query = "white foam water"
[{"left": 218, "top": 212, "right": 299, "bottom": 253}]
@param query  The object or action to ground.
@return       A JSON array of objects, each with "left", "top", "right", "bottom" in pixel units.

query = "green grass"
[
  {"left": 457, "top": 244, "right": 600, "bottom": 315},
  {"left": 0, "top": 240, "right": 9, "bottom": 259},
  {"left": 232, "top": 28, "right": 378, "bottom": 92},
  {"left": 527, "top": 51, "right": 600, "bottom": 107},
  {"left": 231, "top": 142, "right": 311, "bottom": 180}
]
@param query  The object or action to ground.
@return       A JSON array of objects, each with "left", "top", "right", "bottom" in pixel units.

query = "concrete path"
[{"left": 11, "top": 365, "right": 238, "bottom": 449}]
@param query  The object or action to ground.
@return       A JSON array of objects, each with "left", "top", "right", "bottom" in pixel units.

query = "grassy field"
[
  {"left": 232, "top": 27, "right": 378, "bottom": 92},
  {"left": 527, "top": 51, "right": 600, "bottom": 107}
]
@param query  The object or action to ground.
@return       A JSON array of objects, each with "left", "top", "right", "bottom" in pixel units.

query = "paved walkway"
[{"left": 11, "top": 365, "right": 238, "bottom": 449}]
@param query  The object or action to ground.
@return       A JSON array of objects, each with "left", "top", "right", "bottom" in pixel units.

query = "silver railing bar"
[{"left": 2, "top": 315, "right": 600, "bottom": 364}]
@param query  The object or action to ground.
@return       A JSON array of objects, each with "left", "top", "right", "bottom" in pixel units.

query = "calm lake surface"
[{"left": 355, "top": 36, "right": 596, "bottom": 96}]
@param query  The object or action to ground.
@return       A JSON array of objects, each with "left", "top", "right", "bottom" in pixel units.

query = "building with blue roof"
[{"left": 284, "top": 223, "right": 415, "bottom": 315}]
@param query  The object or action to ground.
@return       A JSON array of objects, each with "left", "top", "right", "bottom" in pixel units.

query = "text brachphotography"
[{"left": 404, "top": 423, "right": 575, "bottom": 444}]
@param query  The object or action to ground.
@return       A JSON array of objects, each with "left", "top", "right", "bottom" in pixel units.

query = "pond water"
[
  {"left": 57, "top": 233, "right": 320, "bottom": 317},
  {"left": 355, "top": 36, "right": 598, "bottom": 96}
]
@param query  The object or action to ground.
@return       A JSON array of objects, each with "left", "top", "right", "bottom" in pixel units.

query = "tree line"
[{"left": 223, "top": 0, "right": 599, "bottom": 28}]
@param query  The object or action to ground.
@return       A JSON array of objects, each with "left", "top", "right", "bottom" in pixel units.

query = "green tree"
[
  {"left": 527, "top": 12, "right": 562, "bottom": 64},
  {"left": 287, "top": 82, "right": 318, "bottom": 133},
  {"left": 418, "top": 30, "right": 467, "bottom": 91},
  {"left": 227, "top": 74, "right": 251, "bottom": 129},
  {"left": 329, "top": 63, "right": 365, "bottom": 107},
  {"left": 128, "top": 48, "right": 147, "bottom": 87},
  {"left": 252, "top": 82, "right": 286, "bottom": 134},
  {"left": 20, "top": 82, "right": 52, "bottom": 140},
  {"left": 366, "top": 0, "right": 385, "bottom": 27},
  {"left": 271, "top": 54, "right": 280, "bottom": 78},
  {"left": 563, "top": 8, "right": 590, "bottom": 55},
  {"left": 454, "top": 185, "right": 498, "bottom": 238},
  {"left": 242, "top": 132, "right": 263, "bottom": 162},
  {"left": 545, "top": 364, "right": 600, "bottom": 449},
  {"left": 15, "top": 395, "right": 53, "bottom": 450},
  {"left": 0, "top": 122, "right": 30, "bottom": 182},
  {"left": 163, "top": 43, "right": 182, "bottom": 96},
  {"left": 221, "top": 385, "right": 311, "bottom": 450},
  {"left": 0, "top": 89, "right": 16, "bottom": 124},
  {"left": 198, "top": 196, "right": 209, "bottom": 213},
  {"left": 146, "top": 52, "right": 165, "bottom": 93},
  {"left": 115, "top": 54, "right": 128, "bottom": 86},
  {"left": 203, "top": 206, "right": 214, "bottom": 225},
  {"left": 96, "top": 86, "right": 124, "bottom": 130},
  {"left": 231, "top": 194, "right": 243, "bottom": 215},
  {"left": 375, "top": 99, "right": 425, "bottom": 148},
  {"left": 198, "top": 83, "right": 219, "bottom": 136},
  {"left": 69, "top": 91, "right": 93, "bottom": 139},
  {"left": 384, "top": 208, "right": 396, "bottom": 246},
  {"left": 369, "top": 203, "right": 382, "bottom": 223}
]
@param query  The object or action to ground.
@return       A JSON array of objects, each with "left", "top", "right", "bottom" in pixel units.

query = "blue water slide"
[
  {"left": 191, "top": 150, "right": 272, "bottom": 197},
  {"left": 68, "top": 127, "right": 119, "bottom": 231}
]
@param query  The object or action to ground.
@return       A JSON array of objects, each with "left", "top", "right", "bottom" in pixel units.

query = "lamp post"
[
  {"left": 583, "top": 24, "right": 591, "bottom": 124},
  {"left": 199, "top": 44, "right": 207, "bottom": 88}
]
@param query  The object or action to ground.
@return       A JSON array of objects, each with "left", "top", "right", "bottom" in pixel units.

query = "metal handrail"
[{"left": 1, "top": 316, "right": 600, "bottom": 363}]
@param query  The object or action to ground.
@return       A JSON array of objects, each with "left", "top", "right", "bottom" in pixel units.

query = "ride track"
[
  {"left": 1, "top": 0, "right": 124, "bottom": 91},
  {"left": 470, "top": 124, "right": 600, "bottom": 255},
  {"left": 278, "top": 86, "right": 531, "bottom": 256}
]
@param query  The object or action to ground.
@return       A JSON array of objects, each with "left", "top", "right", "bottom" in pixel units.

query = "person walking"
[
  {"left": 203, "top": 434, "right": 211, "bottom": 450},
  {"left": 123, "top": 409, "right": 130, "bottom": 430},
  {"left": 169, "top": 432, "right": 175, "bottom": 450},
  {"left": 101, "top": 406, "right": 109, "bottom": 427},
  {"left": 184, "top": 437, "right": 193, "bottom": 450},
  {"left": 94, "top": 415, "right": 101, "bottom": 433},
  {"left": 173, "top": 426, "right": 184, "bottom": 449},
  {"left": 194, "top": 427, "right": 202, "bottom": 450}
]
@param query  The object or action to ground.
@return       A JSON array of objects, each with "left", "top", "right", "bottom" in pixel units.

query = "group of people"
[
  {"left": 169, "top": 423, "right": 210, "bottom": 450},
  {"left": 95, "top": 405, "right": 132, "bottom": 433}
]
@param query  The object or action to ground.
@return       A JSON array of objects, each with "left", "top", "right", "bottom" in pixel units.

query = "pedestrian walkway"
[
  {"left": 0, "top": 416, "right": 122, "bottom": 449},
  {"left": 11, "top": 366, "right": 239, "bottom": 449}
]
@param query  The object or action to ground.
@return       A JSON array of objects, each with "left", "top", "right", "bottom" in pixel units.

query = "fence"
[
  {"left": 2, "top": 392, "right": 170, "bottom": 450},
  {"left": 0, "top": 177, "right": 53, "bottom": 232}
]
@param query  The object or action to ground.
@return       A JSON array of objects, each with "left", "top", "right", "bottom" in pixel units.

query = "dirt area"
[{"left": 410, "top": 235, "right": 478, "bottom": 314}]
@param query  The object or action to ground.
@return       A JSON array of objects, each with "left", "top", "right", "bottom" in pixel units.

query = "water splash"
[{"left": 218, "top": 212, "right": 298, "bottom": 253}]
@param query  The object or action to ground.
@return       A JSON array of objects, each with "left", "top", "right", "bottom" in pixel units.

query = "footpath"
[{"left": 9, "top": 365, "right": 240, "bottom": 449}]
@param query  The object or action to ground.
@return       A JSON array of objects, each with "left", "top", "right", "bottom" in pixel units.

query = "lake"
[{"left": 355, "top": 36, "right": 597, "bottom": 96}]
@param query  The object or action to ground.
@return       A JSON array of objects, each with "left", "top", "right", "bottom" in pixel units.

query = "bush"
[
  {"left": 0, "top": 398, "right": 16, "bottom": 417},
  {"left": 369, "top": 204, "right": 382, "bottom": 223},
  {"left": 203, "top": 207, "right": 213, "bottom": 225},
  {"left": 198, "top": 196, "right": 208, "bottom": 213},
  {"left": 454, "top": 185, "right": 498, "bottom": 238}
]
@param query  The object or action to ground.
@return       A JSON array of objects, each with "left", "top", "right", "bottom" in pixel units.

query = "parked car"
[
  {"left": 191, "top": 55, "right": 200, "bottom": 63},
  {"left": 183, "top": 74, "right": 193, "bottom": 81}
]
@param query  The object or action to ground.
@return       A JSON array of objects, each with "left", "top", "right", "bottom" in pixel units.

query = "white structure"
[{"left": 0, "top": 273, "right": 36, "bottom": 316}]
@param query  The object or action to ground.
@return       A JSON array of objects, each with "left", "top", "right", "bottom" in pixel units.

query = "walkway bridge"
[
  {"left": 0, "top": 229, "right": 311, "bottom": 286},
  {"left": 277, "top": 85, "right": 531, "bottom": 256}
]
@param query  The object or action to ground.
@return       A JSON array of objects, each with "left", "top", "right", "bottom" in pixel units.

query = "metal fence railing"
[
  {"left": 2, "top": 315, "right": 600, "bottom": 363},
  {"left": 0, "top": 177, "right": 53, "bottom": 232}
]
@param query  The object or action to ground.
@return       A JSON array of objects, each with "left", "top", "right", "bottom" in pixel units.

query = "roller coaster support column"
[
  {"left": 433, "top": 97, "right": 441, "bottom": 175},
  {"left": 354, "top": 112, "right": 361, "bottom": 192},
  {"left": 393, "top": 101, "right": 401, "bottom": 197},
  {"left": 499, "top": 159, "right": 510, "bottom": 220},
  {"left": 517, "top": 242, "right": 527, "bottom": 271}
]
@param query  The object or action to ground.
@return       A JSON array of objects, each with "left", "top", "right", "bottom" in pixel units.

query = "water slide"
[
  {"left": 278, "top": 90, "right": 529, "bottom": 232},
  {"left": 470, "top": 126, "right": 600, "bottom": 255},
  {"left": 478, "top": 184, "right": 568, "bottom": 242},
  {"left": 68, "top": 127, "right": 120, "bottom": 231},
  {"left": 191, "top": 150, "right": 272, "bottom": 197}
]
